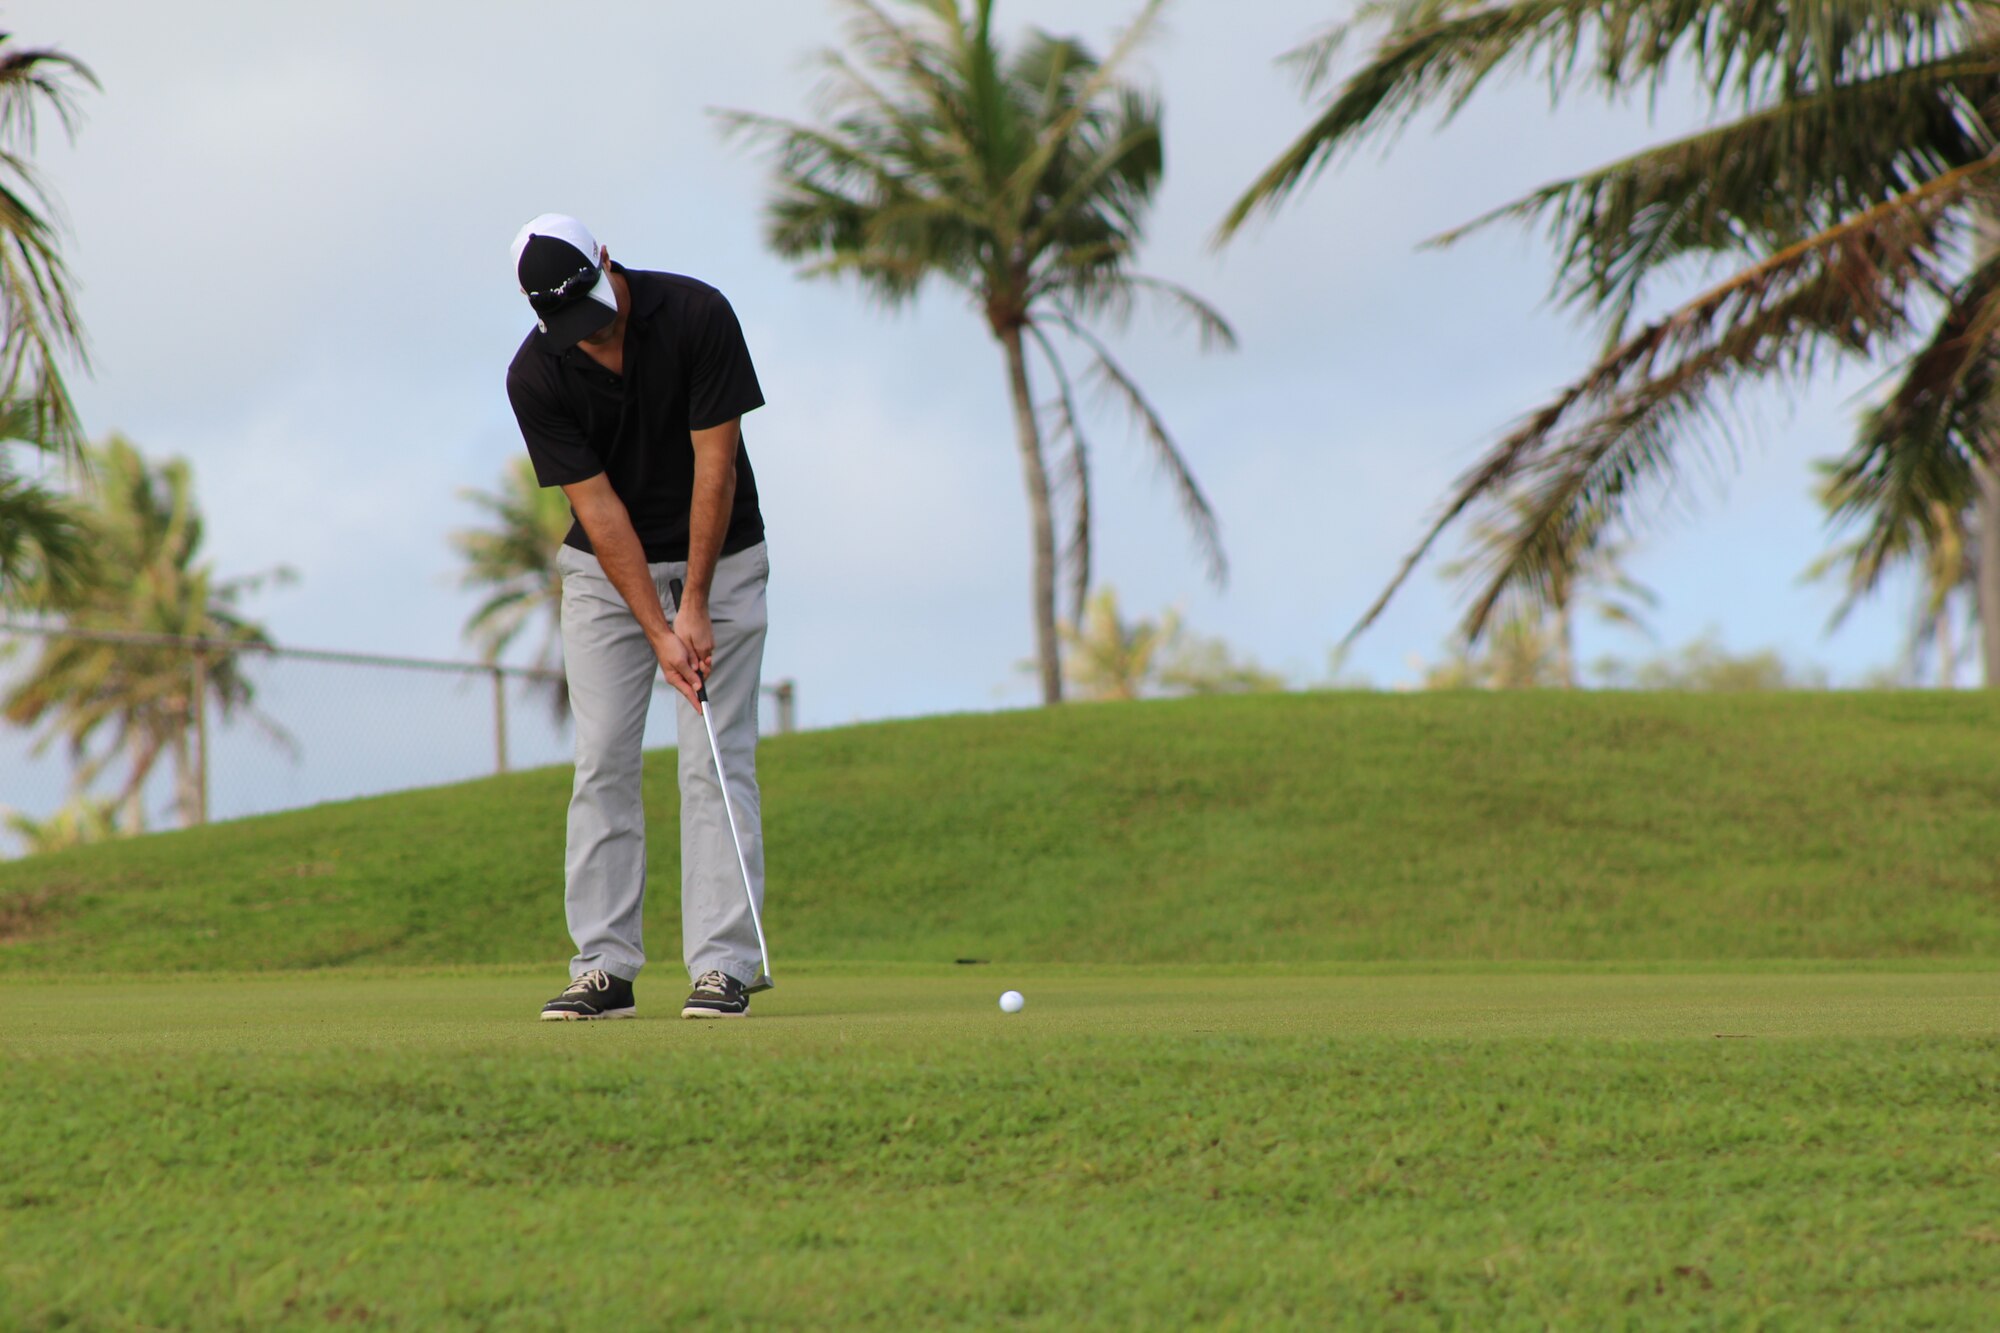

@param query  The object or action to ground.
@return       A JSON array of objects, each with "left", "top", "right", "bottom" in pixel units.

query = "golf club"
[{"left": 670, "top": 578, "right": 772, "bottom": 987}]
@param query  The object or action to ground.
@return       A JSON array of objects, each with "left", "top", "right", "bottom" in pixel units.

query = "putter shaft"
[{"left": 671, "top": 580, "right": 772, "bottom": 983}]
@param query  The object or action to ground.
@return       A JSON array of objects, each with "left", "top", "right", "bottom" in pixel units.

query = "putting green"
[{"left": 5, "top": 967, "right": 1995, "bottom": 1330}]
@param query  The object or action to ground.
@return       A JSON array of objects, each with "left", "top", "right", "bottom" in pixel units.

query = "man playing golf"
[{"left": 505, "top": 213, "right": 770, "bottom": 1020}]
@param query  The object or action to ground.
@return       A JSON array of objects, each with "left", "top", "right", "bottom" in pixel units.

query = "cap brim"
[{"left": 538, "top": 278, "right": 618, "bottom": 351}]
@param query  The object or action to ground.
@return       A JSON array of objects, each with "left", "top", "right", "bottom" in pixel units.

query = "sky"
[{"left": 1, "top": 0, "right": 1936, "bottom": 798}]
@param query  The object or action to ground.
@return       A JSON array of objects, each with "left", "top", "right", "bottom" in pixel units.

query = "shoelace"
[
  {"left": 693, "top": 970, "right": 732, "bottom": 995},
  {"left": 563, "top": 969, "right": 610, "bottom": 996}
]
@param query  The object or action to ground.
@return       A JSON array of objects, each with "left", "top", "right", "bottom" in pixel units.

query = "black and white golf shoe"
[
  {"left": 681, "top": 969, "right": 750, "bottom": 1019},
  {"left": 539, "top": 969, "right": 636, "bottom": 1021}
]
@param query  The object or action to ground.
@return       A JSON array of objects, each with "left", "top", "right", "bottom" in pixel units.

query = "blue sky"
[{"left": 6, "top": 0, "right": 1929, "bottom": 751}]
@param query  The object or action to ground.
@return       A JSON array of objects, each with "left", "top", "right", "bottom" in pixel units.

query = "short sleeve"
[
  {"left": 506, "top": 362, "right": 603, "bottom": 487},
  {"left": 686, "top": 289, "right": 766, "bottom": 430}
]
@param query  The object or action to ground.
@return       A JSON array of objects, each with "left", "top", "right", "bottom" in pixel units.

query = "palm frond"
[
  {"left": 1024, "top": 112, "right": 1163, "bottom": 254},
  {"left": 0, "top": 41, "right": 95, "bottom": 454},
  {"left": 831, "top": 0, "right": 989, "bottom": 164},
  {"left": 1345, "top": 150, "right": 2000, "bottom": 645},
  {"left": 0, "top": 42, "right": 99, "bottom": 144},
  {"left": 714, "top": 110, "right": 947, "bottom": 216},
  {"left": 1054, "top": 271, "right": 1240, "bottom": 350},
  {"left": 1812, "top": 245, "right": 2000, "bottom": 597},
  {"left": 1025, "top": 321, "right": 1094, "bottom": 621},
  {"left": 1219, "top": 0, "right": 1981, "bottom": 239},
  {"left": 1048, "top": 312, "right": 1228, "bottom": 587},
  {"left": 0, "top": 452, "right": 91, "bottom": 608},
  {"left": 1000, "top": 0, "right": 1168, "bottom": 221},
  {"left": 1428, "top": 48, "right": 2000, "bottom": 328}
]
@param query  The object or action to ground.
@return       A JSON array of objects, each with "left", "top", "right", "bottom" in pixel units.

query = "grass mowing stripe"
[
  {"left": 1, "top": 970, "right": 1993, "bottom": 1053},
  {"left": 3, "top": 971, "right": 1997, "bottom": 1328}
]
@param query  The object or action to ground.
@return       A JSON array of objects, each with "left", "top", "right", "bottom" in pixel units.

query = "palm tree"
[
  {"left": 1059, "top": 584, "right": 1285, "bottom": 699},
  {"left": 1419, "top": 613, "right": 1566, "bottom": 690},
  {"left": 3, "top": 793, "right": 119, "bottom": 855},
  {"left": 718, "top": 0, "right": 1234, "bottom": 703},
  {"left": 449, "top": 456, "right": 572, "bottom": 721},
  {"left": 1059, "top": 586, "right": 1180, "bottom": 700},
  {"left": 0, "top": 34, "right": 96, "bottom": 456},
  {"left": 4, "top": 435, "right": 291, "bottom": 831},
  {"left": 1222, "top": 1, "right": 2000, "bottom": 682}
]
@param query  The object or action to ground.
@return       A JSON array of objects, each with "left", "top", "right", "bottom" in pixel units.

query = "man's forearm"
[
  {"left": 570, "top": 487, "right": 672, "bottom": 643},
  {"left": 681, "top": 421, "right": 741, "bottom": 612},
  {"left": 562, "top": 479, "right": 705, "bottom": 708}
]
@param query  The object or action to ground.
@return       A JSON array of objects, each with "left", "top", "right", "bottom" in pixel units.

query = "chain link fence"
[{"left": 0, "top": 623, "right": 795, "bottom": 858}]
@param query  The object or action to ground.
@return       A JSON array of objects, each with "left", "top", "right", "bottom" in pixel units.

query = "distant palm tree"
[
  {"left": 1222, "top": 1, "right": 2000, "bottom": 682},
  {"left": 1059, "top": 584, "right": 1285, "bottom": 699},
  {"left": 3, "top": 793, "right": 119, "bottom": 854},
  {"left": 450, "top": 456, "right": 572, "bottom": 721},
  {"left": 1420, "top": 613, "right": 1566, "bottom": 690},
  {"left": 719, "top": 0, "right": 1234, "bottom": 704},
  {"left": 1060, "top": 586, "right": 1180, "bottom": 700},
  {"left": 4, "top": 436, "right": 291, "bottom": 831},
  {"left": 0, "top": 34, "right": 96, "bottom": 455},
  {"left": 1441, "top": 496, "right": 1656, "bottom": 687}
]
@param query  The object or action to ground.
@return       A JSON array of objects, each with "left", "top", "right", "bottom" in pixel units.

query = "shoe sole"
[
  {"left": 539, "top": 1008, "right": 637, "bottom": 1022},
  {"left": 679, "top": 1007, "right": 748, "bottom": 1019}
]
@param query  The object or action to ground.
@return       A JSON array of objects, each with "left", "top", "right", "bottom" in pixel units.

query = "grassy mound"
[{"left": 3, "top": 691, "right": 1998, "bottom": 973}]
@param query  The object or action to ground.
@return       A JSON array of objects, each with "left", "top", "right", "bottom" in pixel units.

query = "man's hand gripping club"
[{"left": 650, "top": 614, "right": 706, "bottom": 713}]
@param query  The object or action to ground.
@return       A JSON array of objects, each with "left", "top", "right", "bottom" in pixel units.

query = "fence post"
[
  {"left": 770, "top": 678, "right": 796, "bottom": 735},
  {"left": 191, "top": 652, "right": 210, "bottom": 825},
  {"left": 492, "top": 667, "right": 509, "bottom": 774}
]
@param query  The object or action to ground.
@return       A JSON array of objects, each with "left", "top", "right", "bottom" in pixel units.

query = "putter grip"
[{"left": 667, "top": 579, "right": 711, "bottom": 703}]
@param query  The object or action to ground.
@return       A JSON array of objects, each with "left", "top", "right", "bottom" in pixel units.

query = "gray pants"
[{"left": 556, "top": 540, "right": 769, "bottom": 988}]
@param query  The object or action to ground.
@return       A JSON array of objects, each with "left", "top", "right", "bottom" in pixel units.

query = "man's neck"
[{"left": 577, "top": 330, "right": 624, "bottom": 375}]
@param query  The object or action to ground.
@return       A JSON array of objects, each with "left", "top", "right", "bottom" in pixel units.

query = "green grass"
[
  {"left": 5, "top": 692, "right": 2000, "bottom": 972},
  {"left": 6, "top": 694, "right": 1999, "bottom": 1327},
  {"left": 3, "top": 968, "right": 1996, "bottom": 1329}
]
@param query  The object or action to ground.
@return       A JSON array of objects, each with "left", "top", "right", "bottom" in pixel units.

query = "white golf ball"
[{"left": 998, "top": 990, "right": 1025, "bottom": 1013}]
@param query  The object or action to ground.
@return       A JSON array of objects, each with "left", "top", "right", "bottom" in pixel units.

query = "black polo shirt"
[{"left": 505, "top": 265, "right": 766, "bottom": 562}]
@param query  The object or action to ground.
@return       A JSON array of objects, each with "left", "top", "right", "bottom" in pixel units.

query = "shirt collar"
[{"left": 612, "top": 262, "right": 671, "bottom": 320}]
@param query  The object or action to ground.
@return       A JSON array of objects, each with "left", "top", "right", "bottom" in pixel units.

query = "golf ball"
[{"left": 999, "top": 990, "right": 1025, "bottom": 1013}]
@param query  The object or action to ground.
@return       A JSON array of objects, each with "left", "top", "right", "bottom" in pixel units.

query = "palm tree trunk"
[
  {"left": 1979, "top": 460, "right": 2000, "bottom": 687},
  {"left": 171, "top": 725, "right": 195, "bottom": 828},
  {"left": 118, "top": 733, "right": 163, "bottom": 835},
  {"left": 1000, "top": 324, "right": 1062, "bottom": 705}
]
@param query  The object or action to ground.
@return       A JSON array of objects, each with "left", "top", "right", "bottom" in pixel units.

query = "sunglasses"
[{"left": 525, "top": 264, "right": 602, "bottom": 314}]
